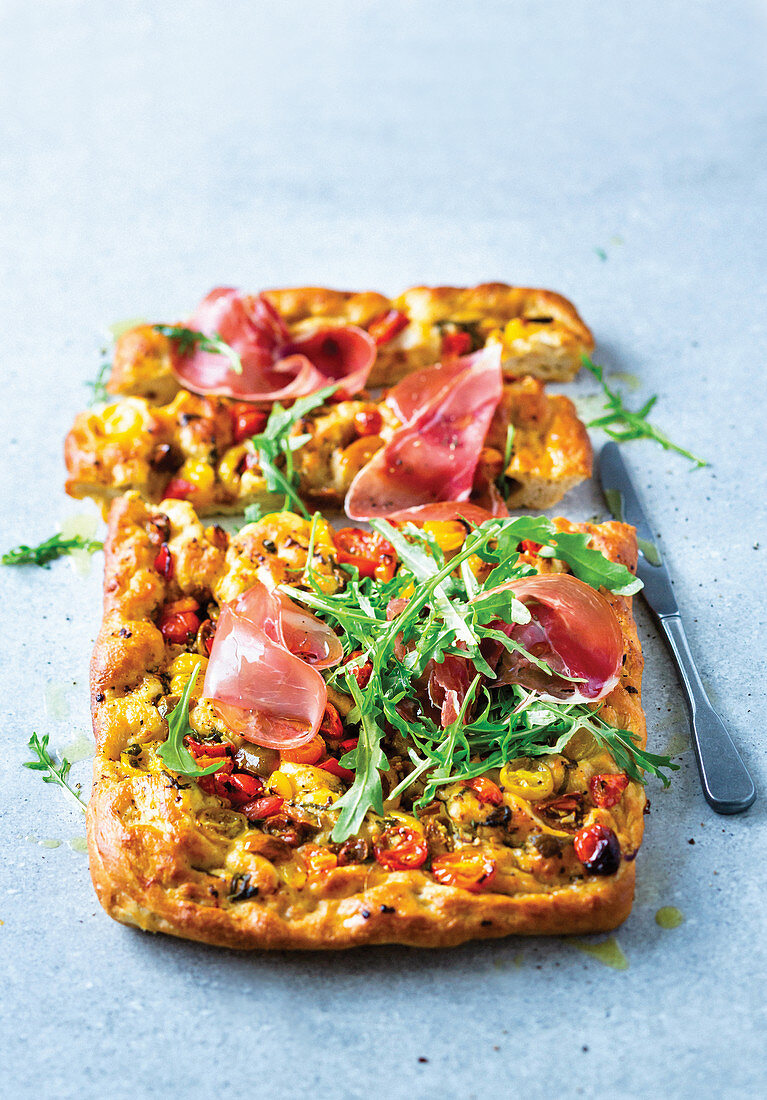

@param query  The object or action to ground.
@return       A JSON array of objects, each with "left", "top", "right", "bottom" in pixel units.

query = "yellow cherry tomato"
[{"left": 500, "top": 758, "right": 555, "bottom": 801}]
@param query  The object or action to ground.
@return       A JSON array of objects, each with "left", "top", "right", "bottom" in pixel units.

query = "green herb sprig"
[
  {"left": 2, "top": 533, "right": 104, "bottom": 567},
  {"left": 153, "top": 324, "right": 243, "bottom": 375},
  {"left": 24, "top": 734, "right": 87, "bottom": 812},
  {"left": 583, "top": 355, "right": 707, "bottom": 467},
  {"left": 157, "top": 664, "right": 226, "bottom": 778},
  {"left": 86, "top": 358, "right": 112, "bottom": 406}
]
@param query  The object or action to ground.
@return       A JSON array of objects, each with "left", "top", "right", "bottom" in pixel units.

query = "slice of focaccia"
[
  {"left": 64, "top": 378, "right": 592, "bottom": 516},
  {"left": 88, "top": 492, "right": 648, "bottom": 950},
  {"left": 105, "top": 282, "right": 593, "bottom": 401}
]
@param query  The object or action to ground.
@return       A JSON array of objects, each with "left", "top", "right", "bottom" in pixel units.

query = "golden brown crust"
[
  {"left": 105, "top": 282, "right": 594, "bottom": 398},
  {"left": 65, "top": 379, "right": 592, "bottom": 517},
  {"left": 87, "top": 495, "right": 646, "bottom": 949}
]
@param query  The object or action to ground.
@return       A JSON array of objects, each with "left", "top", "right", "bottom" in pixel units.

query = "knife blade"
[{"left": 599, "top": 441, "right": 755, "bottom": 814}]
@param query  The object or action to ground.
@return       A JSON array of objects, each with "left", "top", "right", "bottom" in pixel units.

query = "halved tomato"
[
  {"left": 431, "top": 849, "right": 497, "bottom": 892},
  {"left": 374, "top": 826, "right": 428, "bottom": 870}
]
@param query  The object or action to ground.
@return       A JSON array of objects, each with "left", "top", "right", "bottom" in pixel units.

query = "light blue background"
[{"left": 1, "top": 2, "right": 765, "bottom": 1097}]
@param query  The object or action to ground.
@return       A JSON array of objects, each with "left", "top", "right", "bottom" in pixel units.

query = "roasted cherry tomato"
[
  {"left": 302, "top": 844, "right": 338, "bottom": 877},
  {"left": 353, "top": 407, "right": 383, "bottom": 437},
  {"left": 153, "top": 542, "right": 174, "bottom": 580},
  {"left": 500, "top": 758, "right": 554, "bottom": 801},
  {"left": 230, "top": 402, "right": 268, "bottom": 443},
  {"left": 197, "top": 618, "right": 216, "bottom": 656},
  {"left": 589, "top": 773, "right": 629, "bottom": 808},
  {"left": 243, "top": 795, "right": 284, "bottom": 820},
  {"left": 333, "top": 528, "right": 397, "bottom": 582},
  {"left": 186, "top": 738, "right": 231, "bottom": 759},
  {"left": 441, "top": 330, "right": 473, "bottom": 357},
  {"left": 574, "top": 824, "right": 622, "bottom": 875},
  {"left": 519, "top": 539, "right": 542, "bottom": 555},
  {"left": 339, "top": 737, "right": 359, "bottom": 753},
  {"left": 345, "top": 649, "right": 373, "bottom": 688},
  {"left": 464, "top": 777, "right": 504, "bottom": 806},
  {"left": 164, "top": 476, "right": 195, "bottom": 501},
  {"left": 318, "top": 758, "right": 355, "bottom": 783},
  {"left": 319, "top": 702, "right": 343, "bottom": 741},
  {"left": 280, "top": 734, "right": 326, "bottom": 766},
  {"left": 374, "top": 826, "right": 429, "bottom": 871},
  {"left": 368, "top": 309, "right": 409, "bottom": 346},
  {"left": 223, "top": 772, "right": 265, "bottom": 805},
  {"left": 431, "top": 849, "right": 497, "bottom": 892},
  {"left": 158, "top": 598, "right": 200, "bottom": 645}
]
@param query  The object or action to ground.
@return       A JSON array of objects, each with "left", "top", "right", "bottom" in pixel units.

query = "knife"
[{"left": 598, "top": 441, "right": 756, "bottom": 814}]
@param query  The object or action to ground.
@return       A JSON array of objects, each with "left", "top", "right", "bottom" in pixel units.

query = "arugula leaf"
[
  {"left": 538, "top": 531, "right": 643, "bottom": 596},
  {"left": 153, "top": 324, "right": 243, "bottom": 375},
  {"left": 157, "top": 664, "right": 226, "bottom": 778},
  {"left": 24, "top": 733, "right": 87, "bottom": 812},
  {"left": 2, "top": 533, "right": 103, "bottom": 567},
  {"left": 249, "top": 382, "right": 342, "bottom": 517},
  {"left": 583, "top": 355, "right": 707, "bottom": 467},
  {"left": 330, "top": 669, "right": 389, "bottom": 842}
]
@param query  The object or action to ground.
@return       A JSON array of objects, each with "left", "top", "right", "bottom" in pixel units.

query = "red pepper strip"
[
  {"left": 318, "top": 759, "right": 355, "bottom": 783},
  {"left": 368, "top": 309, "right": 409, "bottom": 346}
]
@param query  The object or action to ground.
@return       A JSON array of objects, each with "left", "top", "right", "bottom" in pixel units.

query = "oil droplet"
[
  {"left": 571, "top": 936, "right": 629, "bottom": 970},
  {"left": 655, "top": 906, "right": 685, "bottom": 929},
  {"left": 39, "top": 839, "right": 62, "bottom": 849},
  {"left": 665, "top": 730, "right": 691, "bottom": 757},
  {"left": 62, "top": 732, "right": 93, "bottom": 764},
  {"left": 107, "top": 317, "right": 147, "bottom": 339},
  {"left": 44, "top": 681, "right": 71, "bottom": 721},
  {"left": 24, "top": 834, "right": 38, "bottom": 844},
  {"left": 512, "top": 952, "right": 524, "bottom": 968},
  {"left": 610, "top": 370, "right": 641, "bottom": 392},
  {"left": 60, "top": 513, "right": 100, "bottom": 541},
  {"left": 69, "top": 836, "right": 88, "bottom": 853}
]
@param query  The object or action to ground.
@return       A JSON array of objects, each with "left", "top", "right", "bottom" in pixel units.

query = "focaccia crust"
[
  {"left": 65, "top": 378, "right": 592, "bottom": 516},
  {"left": 88, "top": 493, "right": 646, "bottom": 950},
  {"left": 105, "top": 282, "right": 593, "bottom": 399}
]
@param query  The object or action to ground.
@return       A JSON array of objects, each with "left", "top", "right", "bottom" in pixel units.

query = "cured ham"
[
  {"left": 481, "top": 574, "right": 623, "bottom": 703},
  {"left": 388, "top": 501, "right": 501, "bottom": 527},
  {"left": 345, "top": 345, "right": 503, "bottom": 519},
  {"left": 203, "top": 582, "right": 342, "bottom": 749},
  {"left": 171, "top": 287, "right": 376, "bottom": 402}
]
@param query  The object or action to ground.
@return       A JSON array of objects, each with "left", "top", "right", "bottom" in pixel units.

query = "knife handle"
[{"left": 658, "top": 614, "right": 756, "bottom": 814}]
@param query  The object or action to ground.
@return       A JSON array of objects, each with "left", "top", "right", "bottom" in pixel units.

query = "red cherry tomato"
[
  {"left": 519, "top": 540, "right": 542, "bottom": 554},
  {"left": 353, "top": 408, "right": 383, "bottom": 437},
  {"left": 345, "top": 649, "right": 373, "bottom": 688},
  {"left": 339, "top": 738, "right": 359, "bottom": 753},
  {"left": 164, "top": 477, "right": 195, "bottom": 501},
  {"left": 333, "top": 528, "right": 397, "bottom": 582},
  {"left": 374, "top": 826, "right": 428, "bottom": 871},
  {"left": 153, "top": 543, "right": 174, "bottom": 580},
  {"left": 186, "top": 738, "right": 231, "bottom": 759},
  {"left": 368, "top": 309, "right": 409, "bottom": 346},
  {"left": 464, "top": 777, "right": 504, "bottom": 806},
  {"left": 431, "top": 849, "right": 497, "bottom": 892},
  {"left": 318, "top": 758, "right": 355, "bottom": 783},
  {"left": 302, "top": 844, "right": 338, "bottom": 877},
  {"left": 574, "top": 824, "right": 622, "bottom": 875},
  {"left": 243, "top": 795, "right": 284, "bottom": 820},
  {"left": 589, "top": 773, "right": 629, "bottom": 808},
  {"left": 319, "top": 702, "right": 343, "bottom": 741},
  {"left": 159, "top": 608, "right": 200, "bottom": 645},
  {"left": 441, "top": 330, "right": 473, "bottom": 357},
  {"left": 280, "top": 734, "right": 326, "bottom": 766},
  {"left": 230, "top": 403, "right": 268, "bottom": 443}
]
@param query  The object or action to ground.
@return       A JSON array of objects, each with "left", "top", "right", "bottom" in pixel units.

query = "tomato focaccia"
[
  {"left": 65, "top": 376, "right": 592, "bottom": 518},
  {"left": 87, "top": 492, "right": 659, "bottom": 950},
  {"left": 105, "top": 282, "right": 594, "bottom": 403}
]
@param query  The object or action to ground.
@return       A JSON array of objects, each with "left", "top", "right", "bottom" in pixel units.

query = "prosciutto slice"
[
  {"left": 388, "top": 501, "right": 502, "bottom": 527},
  {"left": 203, "top": 582, "right": 342, "bottom": 749},
  {"left": 481, "top": 574, "right": 623, "bottom": 703},
  {"left": 345, "top": 345, "right": 503, "bottom": 520},
  {"left": 171, "top": 287, "right": 376, "bottom": 402}
]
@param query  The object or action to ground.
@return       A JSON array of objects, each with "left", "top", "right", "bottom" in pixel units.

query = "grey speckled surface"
[{"left": 1, "top": 2, "right": 766, "bottom": 1097}]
